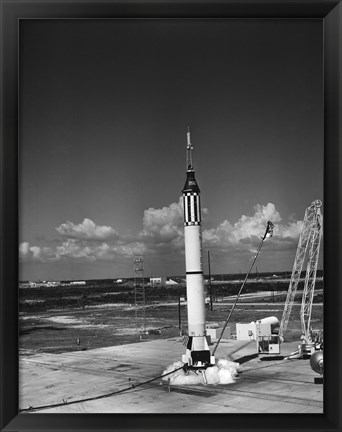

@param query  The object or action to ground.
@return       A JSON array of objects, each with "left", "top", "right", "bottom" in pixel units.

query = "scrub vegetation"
[{"left": 19, "top": 273, "right": 323, "bottom": 355}]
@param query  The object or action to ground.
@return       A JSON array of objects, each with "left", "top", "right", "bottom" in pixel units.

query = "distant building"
[
  {"left": 19, "top": 281, "right": 37, "bottom": 288},
  {"left": 165, "top": 279, "right": 178, "bottom": 286},
  {"left": 150, "top": 277, "right": 166, "bottom": 286},
  {"left": 45, "top": 281, "right": 61, "bottom": 287},
  {"left": 19, "top": 281, "right": 61, "bottom": 288},
  {"left": 69, "top": 281, "right": 86, "bottom": 286},
  {"left": 149, "top": 277, "right": 178, "bottom": 286}
]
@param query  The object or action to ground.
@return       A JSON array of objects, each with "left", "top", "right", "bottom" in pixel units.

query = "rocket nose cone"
[{"left": 182, "top": 170, "right": 200, "bottom": 193}]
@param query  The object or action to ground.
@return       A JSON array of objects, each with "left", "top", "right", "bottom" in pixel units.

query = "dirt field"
[{"left": 19, "top": 293, "right": 323, "bottom": 355}]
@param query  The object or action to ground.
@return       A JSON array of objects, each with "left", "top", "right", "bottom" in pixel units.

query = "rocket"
[{"left": 181, "top": 128, "right": 215, "bottom": 369}]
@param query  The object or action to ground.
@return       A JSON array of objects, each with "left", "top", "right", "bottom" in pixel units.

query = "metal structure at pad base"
[
  {"left": 181, "top": 335, "right": 215, "bottom": 369},
  {"left": 257, "top": 335, "right": 281, "bottom": 355}
]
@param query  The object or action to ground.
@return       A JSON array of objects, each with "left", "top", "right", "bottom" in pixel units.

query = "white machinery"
[
  {"left": 237, "top": 316, "right": 279, "bottom": 340},
  {"left": 236, "top": 316, "right": 281, "bottom": 355},
  {"left": 279, "top": 200, "right": 323, "bottom": 357}
]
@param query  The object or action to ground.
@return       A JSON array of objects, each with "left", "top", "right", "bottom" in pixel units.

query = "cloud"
[
  {"left": 203, "top": 203, "right": 277, "bottom": 247},
  {"left": 275, "top": 220, "right": 303, "bottom": 239},
  {"left": 141, "top": 197, "right": 184, "bottom": 243},
  {"left": 19, "top": 202, "right": 306, "bottom": 270},
  {"left": 56, "top": 218, "right": 118, "bottom": 241},
  {"left": 56, "top": 239, "right": 146, "bottom": 262},
  {"left": 19, "top": 242, "right": 30, "bottom": 258},
  {"left": 56, "top": 239, "right": 97, "bottom": 262},
  {"left": 202, "top": 203, "right": 302, "bottom": 254},
  {"left": 20, "top": 238, "right": 147, "bottom": 264},
  {"left": 19, "top": 242, "right": 58, "bottom": 263},
  {"left": 232, "top": 203, "right": 282, "bottom": 240}
]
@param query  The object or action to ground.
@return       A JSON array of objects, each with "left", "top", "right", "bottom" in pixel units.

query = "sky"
[{"left": 19, "top": 19, "right": 324, "bottom": 281}]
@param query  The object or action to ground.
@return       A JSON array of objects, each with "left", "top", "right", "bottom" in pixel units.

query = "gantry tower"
[{"left": 278, "top": 200, "right": 323, "bottom": 344}]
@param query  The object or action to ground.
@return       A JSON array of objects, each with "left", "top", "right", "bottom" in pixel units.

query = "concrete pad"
[{"left": 19, "top": 337, "right": 323, "bottom": 413}]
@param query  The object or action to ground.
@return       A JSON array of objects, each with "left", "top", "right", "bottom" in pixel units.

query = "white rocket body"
[{"left": 181, "top": 131, "right": 215, "bottom": 368}]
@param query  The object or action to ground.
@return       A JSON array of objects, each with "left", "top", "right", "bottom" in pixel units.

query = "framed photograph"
[{"left": 1, "top": 1, "right": 341, "bottom": 431}]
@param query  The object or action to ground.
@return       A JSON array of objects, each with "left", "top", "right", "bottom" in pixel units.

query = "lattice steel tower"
[
  {"left": 134, "top": 256, "right": 146, "bottom": 332},
  {"left": 279, "top": 200, "right": 323, "bottom": 343}
]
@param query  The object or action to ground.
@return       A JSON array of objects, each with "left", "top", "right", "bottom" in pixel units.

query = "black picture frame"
[{"left": 1, "top": 1, "right": 341, "bottom": 431}]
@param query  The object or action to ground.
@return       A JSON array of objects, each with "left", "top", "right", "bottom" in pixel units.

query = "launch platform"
[{"left": 19, "top": 337, "right": 323, "bottom": 414}]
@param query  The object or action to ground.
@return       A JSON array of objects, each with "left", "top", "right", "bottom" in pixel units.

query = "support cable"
[{"left": 19, "top": 365, "right": 184, "bottom": 413}]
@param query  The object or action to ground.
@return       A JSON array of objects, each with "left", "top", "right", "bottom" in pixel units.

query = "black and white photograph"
[
  {"left": 17, "top": 16, "right": 325, "bottom": 415},
  {"left": 3, "top": 2, "right": 338, "bottom": 420}
]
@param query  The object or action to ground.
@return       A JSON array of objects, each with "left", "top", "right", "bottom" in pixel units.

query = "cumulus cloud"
[
  {"left": 232, "top": 203, "right": 282, "bottom": 240},
  {"left": 19, "top": 202, "right": 305, "bottom": 267},
  {"left": 55, "top": 239, "right": 146, "bottom": 262},
  {"left": 56, "top": 218, "right": 118, "bottom": 241},
  {"left": 56, "top": 239, "right": 96, "bottom": 261},
  {"left": 201, "top": 202, "right": 306, "bottom": 262},
  {"left": 19, "top": 242, "right": 30, "bottom": 258},
  {"left": 275, "top": 220, "right": 303, "bottom": 239},
  {"left": 202, "top": 203, "right": 278, "bottom": 249},
  {"left": 141, "top": 197, "right": 184, "bottom": 243},
  {"left": 19, "top": 238, "right": 147, "bottom": 264},
  {"left": 19, "top": 242, "right": 58, "bottom": 263}
]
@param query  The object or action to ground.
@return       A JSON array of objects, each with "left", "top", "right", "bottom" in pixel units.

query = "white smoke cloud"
[
  {"left": 162, "top": 359, "right": 240, "bottom": 386},
  {"left": 56, "top": 218, "right": 118, "bottom": 241}
]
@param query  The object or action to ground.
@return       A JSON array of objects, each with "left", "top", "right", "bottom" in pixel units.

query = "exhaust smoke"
[{"left": 162, "top": 359, "right": 240, "bottom": 386}]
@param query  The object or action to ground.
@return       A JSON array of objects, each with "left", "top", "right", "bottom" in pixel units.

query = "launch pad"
[{"left": 19, "top": 336, "right": 323, "bottom": 414}]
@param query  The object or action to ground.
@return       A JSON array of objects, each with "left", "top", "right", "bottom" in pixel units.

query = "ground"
[
  {"left": 18, "top": 284, "right": 324, "bottom": 414},
  {"left": 19, "top": 337, "right": 323, "bottom": 414},
  {"left": 19, "top": 290, "right": 323, "bottom": 355}
]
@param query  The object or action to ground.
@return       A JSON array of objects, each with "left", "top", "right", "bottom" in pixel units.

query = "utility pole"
[
  {"left": 208, "top": 250, "right": 213, "bottom": 310},
  {"left": 178, "top": 285, "right": 182, "bottom": 333}
]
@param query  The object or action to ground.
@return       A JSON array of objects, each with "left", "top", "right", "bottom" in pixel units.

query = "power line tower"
[
  {"left": 278, "top": 200, "right": 323, "bottom": 350},
  {"left": 134, "top": 256, "right": 146, "bottom": 332}
]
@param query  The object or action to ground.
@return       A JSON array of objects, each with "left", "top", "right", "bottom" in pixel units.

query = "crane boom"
[{"left": 278, "top": 200, "right": 322, "bottom": 342}]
